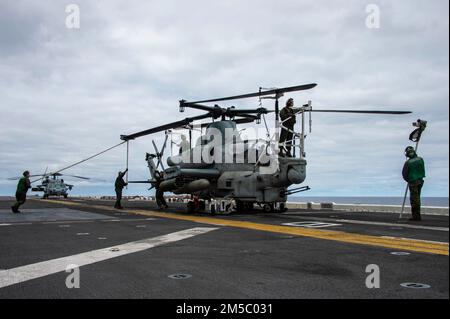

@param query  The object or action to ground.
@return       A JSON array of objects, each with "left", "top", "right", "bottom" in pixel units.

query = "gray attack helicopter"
[
  {"left": 120, "top": 83, "right": 411, "bottom": 213},
  {"left": 9, "top": 172, "right": 90, "bottom": 199}
]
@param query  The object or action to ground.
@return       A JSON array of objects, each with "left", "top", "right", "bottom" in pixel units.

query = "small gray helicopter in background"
[
  {"left": 120, "top": 83, "right": 411, "bottom": 213},
  {"left": 9, "top": 172, "right": 90, "bottom": 199},
  {"left": 32, "top": 173, "right": 92, "bottom": 198}
]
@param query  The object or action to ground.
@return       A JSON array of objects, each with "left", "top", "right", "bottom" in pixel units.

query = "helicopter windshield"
[{"left": 203, "top": 121, "right": 242, "bottom": 145}]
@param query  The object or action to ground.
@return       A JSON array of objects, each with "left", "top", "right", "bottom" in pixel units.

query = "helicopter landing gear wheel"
[
  {"left": 224, "top": 202, "right": 234, "bottom": 215},
  {"left": 243, "top": 202, "right": 254, "bottom": 211},
  {"left": 263, "top": 203, "right": 274, "bottom": 213},
  {"left": 187, "top": 198, "right": 205, "bottom": 214},
  {"left": 235, "top": 201, "right": 245, "bottom": 213},
  {"left": 235, "top": 201, "right": 254, "bottom": 213},
  {"left": 187, "top": 201, "right": 195, "bottom": 214},
  {"left": 279, "top": 203, "right": 288, "bottom": 213}
]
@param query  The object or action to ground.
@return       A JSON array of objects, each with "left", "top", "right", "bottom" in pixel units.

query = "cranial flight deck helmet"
[{"left": 404, "top": 146, "right": 416, "bottom": 157}]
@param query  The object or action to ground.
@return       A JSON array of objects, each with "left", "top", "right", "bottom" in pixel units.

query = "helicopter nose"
[{"left": 287, "top": 167, "right": 304, "bottom": 184}]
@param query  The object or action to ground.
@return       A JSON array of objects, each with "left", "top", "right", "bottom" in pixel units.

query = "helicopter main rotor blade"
[
  {"left": 152, "top": 140, "right": 160, "bottom": 156},
  {"left": 198, "top": 116, "right": 257, "bottom": 128},
  {"left": 8, "top": 173, "right": 51, "bottom": 180},
  {"left": 227, "top": 108, "right": 273, "bottom": 116},
  {"left": 29, "top": 167, "right": 50, "bottom": 184},
  {"left": 180, "top": 102, "right": 217, "bottom": 113},
  {"left": 184, "top": 83, "right": 317, "bottom": 104},
  {"left": 30, "top": 171, "right": 101, "bottom": 184},
  {"left": 160, "top": 134, "right": 169, "bottom": 157},
  {"left": 234, "top": 117, "right": 258, "bottom": 125},
  {"left": 157, "top": 135, "right": 168, "bottom": 171},
  {"left": 152, "top": 140, "right": 165, "bottom": 170},
  {"left": 181, "top": 104, "right": 272, "bottom": 119},
  {"left": 63, "top": 174, "right": 90, "bottom": 180},
  {"left": 121, "top": 113, "right": 212, "bottom": 141},
  {"left": 234, "top": 114, "right": 259, "bottom": 120},
  {"left": 310, "top": 109, "right": 411, "bottom": 115}
]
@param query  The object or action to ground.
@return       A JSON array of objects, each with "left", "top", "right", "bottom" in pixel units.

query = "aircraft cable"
[
  {"left": 262, "top": 114, "right": 270, "bottom": 139},
  {"left": 126, "top": 140, "right": 130, "bottom": 188},
  {"left": 258, "top": 88, "right": 271, "bottom": 139},
  {"left": 31, "top": 141, "right": 127, "bottom": 183}
]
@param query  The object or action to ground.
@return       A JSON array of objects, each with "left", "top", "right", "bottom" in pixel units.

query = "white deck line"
[{"left": 0, "top": 227, "right": 217, "bottom": 289}]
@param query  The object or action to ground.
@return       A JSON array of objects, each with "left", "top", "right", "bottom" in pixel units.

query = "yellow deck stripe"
[{"left": 42, "top": 199, "right": 449, "bottom": 256}]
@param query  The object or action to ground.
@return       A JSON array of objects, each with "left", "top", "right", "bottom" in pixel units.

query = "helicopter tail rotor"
[{"left": 151, "top": 134, "right": 169, "bottom": 171}]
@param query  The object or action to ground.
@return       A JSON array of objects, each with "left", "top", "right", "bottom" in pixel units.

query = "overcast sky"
[{"left": 0, "top": 0, "right": 448, "bottom": 197}]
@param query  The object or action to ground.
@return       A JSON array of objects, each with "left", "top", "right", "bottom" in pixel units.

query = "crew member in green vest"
[
  {"left": 11, "top": 170, "right": 31, "bottom": 213},
  {"left": 402, "top": 146, "right": 426, "bottom": 221}
]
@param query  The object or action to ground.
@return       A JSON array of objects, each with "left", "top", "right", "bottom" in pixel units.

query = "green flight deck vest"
[
  {"left": 403, "top": 157, "right": 426, "bottom": 183},
  {"left": 16, "top": 177, "right": 30, "bottom": 193}
]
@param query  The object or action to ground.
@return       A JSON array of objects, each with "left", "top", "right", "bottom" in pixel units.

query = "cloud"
[{"left": 0, "top": 0, "right": 448, "bottom": 197}]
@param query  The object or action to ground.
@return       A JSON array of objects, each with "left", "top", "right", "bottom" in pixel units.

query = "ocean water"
[{"left": 289, "top": 196, "right": 449, "bottom": 207}]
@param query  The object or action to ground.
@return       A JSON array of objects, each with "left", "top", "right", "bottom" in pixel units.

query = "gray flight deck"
[{"left": 0, "top": 197, "right": 448, "bottom": 299}]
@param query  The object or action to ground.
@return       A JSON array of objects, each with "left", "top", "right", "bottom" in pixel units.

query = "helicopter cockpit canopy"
[{"left": 203, "top": 120, "right": 243, "bottom": 146}]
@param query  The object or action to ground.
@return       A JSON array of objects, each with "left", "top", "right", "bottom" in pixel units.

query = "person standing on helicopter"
[
  {"left": 177, "top": 134, "right": 191, "bottom": 155},
  {"left": 279, "top": 98, "right": 297, "bottom": 157}
]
